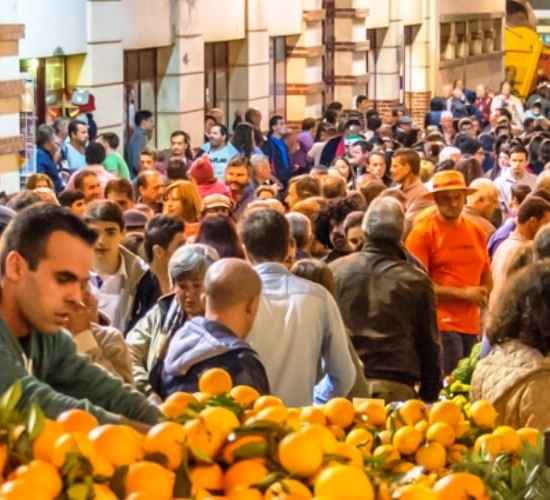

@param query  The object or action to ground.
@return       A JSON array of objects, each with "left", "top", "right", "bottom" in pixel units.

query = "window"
[
  {"left": 269, "top": 37, "right": 287, "bottom": 118},
  {"left": 323, "top": 0, "right": 335, "bottom": 106},
  {"left": 124, "top": 49, "right": 158, "bottom": 146},
  {"left": 204, "top": 42, "right": 229, "bottom": 126}
]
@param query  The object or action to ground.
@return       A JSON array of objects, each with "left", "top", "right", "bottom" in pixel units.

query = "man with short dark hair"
[
  {"left": 348, "top": 141, "right": 370, "bottom": 174},
  {"left": 36, "top": 124, "right": 64, "bottom": 192},
  {"left": 262, "top": 115, "right": 292, "bottom": 186},
  {"left": 143, "top": 215, "right": 186, "bottom": 295},
  {"left": 86, "top": 201, "right": 160, "bottom": 333},
  {"left": 0, "top": 204, "right": 159, "bottom": 425},
  {"left": 241, "top": 208, "right": 356, "bottom": 405},
  {"left": 200, "top": 124, "right": 239, "bottom": 179},
  {"left": 137, "top": 170, "right": 164, "bottom": 213},
  {"left": 58, "top": 190, "right": 86, "bottom": 218},
  {"left": 98, "top": 132, "right": 130, "bottom": 179},
  {"left": 126, "top": 110, "right": 154, "bottom": 177},
  {"left": 66, "top": 120, "right": 88, "bottom": 171},
  {"left": 105, "top": 178, "right": 135, "bottom": 212},
  {"left": 331, "top": 197, "right": 442, "bottom": 402},
  {"left": 225, "top": 156, "right": 254, "bottom": 220},
  {"left": 285, "top": 175, "right": 321, "bottom": 209},
  {"left": 74, "top": 170, "right": 102, "bottom": 204}
]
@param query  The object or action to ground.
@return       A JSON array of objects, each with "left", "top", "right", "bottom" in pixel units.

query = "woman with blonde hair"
[
  {"left": 26, "top": 173, "right": 54, "bottom": 190},
  {"left": 163, "top": 180, "right": 203, "bottom": 239}
]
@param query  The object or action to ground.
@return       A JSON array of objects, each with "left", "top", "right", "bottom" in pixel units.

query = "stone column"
[
  {"left": 286, "top": 0, "right": 325, "bottom": 127},
  {"left": 227, "top": 0, "right": 270, "bottom": 132},
  {"left": 157, "top": 0, "right": 205, "bottom": 147},
  {"left": 0, "top": 0, "right": 25, "bottom": 192},
  {"left": 333, "top": 0, "right": 369, "bottom": 110}
]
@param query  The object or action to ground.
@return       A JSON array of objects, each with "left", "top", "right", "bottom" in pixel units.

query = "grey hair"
[
  {"left": 362, "top": 196, "right": 404, "bottom": 242},
  {"left": 286, "top": 212, "right": 312, "bottom": 250},
  {"left": 250, "top": 154, "right": 270, "bottom": 169},
  {"left": 168, "top": 243, "right": 220, "bottom": 284}
]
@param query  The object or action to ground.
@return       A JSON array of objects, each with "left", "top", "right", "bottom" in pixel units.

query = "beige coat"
[{"left": 471, "top": 340, "right": 550, "bottom": 431}]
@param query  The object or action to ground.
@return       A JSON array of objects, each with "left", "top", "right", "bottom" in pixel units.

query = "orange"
[
  {"left": 314, "top": 464, "right": 374, "bottom": 499},
  {"left": 253, "top": 395, "right": 284, "bottom": 412},
  {"left": 354, "top": 399, "right": 387, "bottom": 427},
  {"left": 392, "top": 426, "right": 423, "bottom": 455},
  {"left": 345, "top": 428, "right": 374, "bottom": 455},
  {"left": 493, "top": 426, "right": 521, "bottom": 454},
  {"left": 125, "top": 493, "right": 158, "bottom": 500},
  {"left": 328, "top": 425, "right": 346, "bottom": 441},
  {"left": 393, "top": 484, "right": 438, "bottom": 499},
  {"left": 392, "top": 461, "right": 415, "bottom": 474},
  {"left": 198, "top": 368, "right": 233, "bottom": 396},
  {"left": 330, "top": 442, "right": 363, "bottom": 467},
  {"left": 414, "top": 442, "right": 446, "bottom": 472},
  {"left": 278, "top": 431, "right": 323, "bottom": 477},
  {"left": 474, "top": 434, "right": 502, "bottom": 459},
  {"left": 428, "top": 401, "right": 462, "bottom": 427},
  {"left": 323, "top": 398, "right": 355, "bottom": 429},
  {"left": 0, "top": 479, "right": 52, "bottom": 500},
  {"left": 300, "top": 424, "right": 338, "bottom": 454},
  {"left": 227, "top": 488, "right": 263, "bottom": 500},
  {"left": 223, "top": 458, "right": 269, "bottom": 492},
  {"left": 126, "top": 461, "right": 175, "bottom": 500},
  {"left": 201, "top": 406, "right": 241, "bottom": 436},
  {"left": 255, "top": 405, "right": 289, "bottom": 424},
  {"left": 194, "top": 392, "right": 212, "bottom": 404},
  {"left": 184, "top": 417, "right": 225, "bottom": 461},
  {"left": 57, "top": 409, "right": 99, "bottom": 434},
  {"left": 12, "top": 459, "right": 62, "bottom": 498},
  {"left": 265, "top": 478, "right": 312, "bottom": 499},
  {"left": 373, "top": 445, "right": 400, "bottom": 469},
  {"left": 448, "top": 444, "right": 469, "bottom": 464},
  {"left": 455, "top": 418, "right": 471, "bottom": 439},
  {"left": 468, "top": 400, "right": 497, "bottom": 430},
  {"left": 159, "top": 392, "right": 197, "bottom": 419},
  {"left": 433, "top": 472, "right": 489, "bottom": 500},
  {"left": 415, "top": 419, "right": 429, "bottom": 436},
  {"left": 143, "top": 421, "right": 186, "bottom": 470},
  {"left": 190, "top": 463, "right": 224, "bottom": 491},
  {"left": 300, "top": 406, "right": 327, "bottom": 426},
  {"left": 32, "top": 419, "right": 65, "bottom": 462},
  {"left": 222, "top": 435, "right": 267, "bottom": 464},
  {"left": 426, "top": 422, "right": 456, "bottom": 448},
  {"left": 0, "top": 443, "right": 6, "bottom": 477},
  {"left": 89, "top": 424, "right": 144, "bottom": 467},
  {"left": 378, "top": 430, "right": 392, "bottom": 445},
  {"left": 93, "top": 483, "right": 118, "bottom": 500},
  {"left": 230, "top": 386, "right": 261, "bottom": 408},
  {"left": 517, "top": 427, "right": 541, "bottom": 449},
  {"left": 398, "top": 400, "right": 427, "bottom": 426}
]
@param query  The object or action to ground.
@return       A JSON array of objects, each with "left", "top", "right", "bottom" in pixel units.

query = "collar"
[
  {"left": 253, "top": 262, "right": 289, "bottom": 276},
  {"left": 401, "top": 178, "right": 422, "bottom": 193}
]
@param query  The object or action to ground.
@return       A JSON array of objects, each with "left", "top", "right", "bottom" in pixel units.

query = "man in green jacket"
[{"left": 0, "top": 203, "right": 160, "bottom": 427}]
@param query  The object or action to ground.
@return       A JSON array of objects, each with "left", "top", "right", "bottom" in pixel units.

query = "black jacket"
[{"left": 330, "top": 240, "right": 442, "bottom": 401}]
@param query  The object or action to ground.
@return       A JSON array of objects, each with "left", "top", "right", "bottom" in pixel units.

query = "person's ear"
[
  {"left": 200, "top": 292, "right": 206, "bottom": 310},
  {"left": 4, "top": 251, "right": 28, "bottom": 282},
  {"left": 152, "top": 244, "right": 164, "bottom": 261}
]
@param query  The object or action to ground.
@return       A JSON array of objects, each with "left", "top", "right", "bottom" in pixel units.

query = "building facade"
[{"left": 0, "top": 0, "right": 506, "bottom": 192}]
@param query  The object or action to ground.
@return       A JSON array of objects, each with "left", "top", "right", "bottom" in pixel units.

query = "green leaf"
[
  {"left": 253, "top": 471, "right": 285, "bottom": 491},
  {"left": 26, "top": 404, "right": 45, "bottom": 441},
  {"left": 190, "top": 446, "right": 215, "bottom": 464},
  {"left": 173, "top": 461, "right": 192, "bottom": 499},
  {"left": 143, "top": 452, "right": 169, "bottom": 467},
  {"left": 109, "top": 465, "right": 129, "bottom": 499},
  {"left": 65, "top": 483, "right": 91, "bottom": 500},
  {"left": 1, "top": 382, "right": 22, "bottom": 414},
  {"left": 232, "top": 442, "right": 268, "bottom": 460}
]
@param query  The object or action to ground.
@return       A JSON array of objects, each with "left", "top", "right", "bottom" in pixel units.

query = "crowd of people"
[{"left": 2, "top": 76, "right": 550, "bottom": 430}]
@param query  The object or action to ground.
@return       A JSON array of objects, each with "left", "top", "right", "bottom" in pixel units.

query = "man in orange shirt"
[{"left": 406, "top": 171, "right": 492, "bottom": 374}]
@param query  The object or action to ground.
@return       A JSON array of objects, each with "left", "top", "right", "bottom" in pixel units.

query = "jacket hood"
[
  {"left": 163, "top": 317, "right": 252, "bottom": 377},
  {"left": 119, "top": 244, "right": 149, "bottom": 291},
  {"left": 472, "top": 340, "right": 550, "bottom": 405}
]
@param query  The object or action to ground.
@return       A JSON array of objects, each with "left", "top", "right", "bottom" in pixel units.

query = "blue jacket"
[
  {"left": 160, "top": 317, "right": 270, "bottom": 398},
  {"left": 125, "top": 127, "right": 147, "bottom": 177},
  {"left": 36, "top": 147, "right": 64, "bottom": 192},
  {"left": 262, "top": 136, "right": 292, "bottom": 184}
]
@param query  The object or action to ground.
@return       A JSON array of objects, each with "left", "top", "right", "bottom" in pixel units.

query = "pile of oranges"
[{"left": 0, "top": 368, "right": 543, "bottom": 499}]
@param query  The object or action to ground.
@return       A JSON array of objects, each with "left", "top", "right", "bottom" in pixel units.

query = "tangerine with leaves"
[
  {"left": 143, "top": 421, "right": 186, "bottom": 470},
  {"left": 230, "top": 385, "right": 260, "bottom": 408},
  {"left": 89, "top": 424, "right": 144, "bottom": 467},
  {"left": 32, "top": 419, "right": 65, "bottom": 462},
  {"left": 159, "top": 392, "right": 198, "bottom": 419},
  {"left": 198, "top": 368, "right": 233, "bottom": 396},
  {"left": 125, "top": 461, "right": 175, "bottom": 500},
  {"left": 223, "top": 458, "right": 269, "bottom": 492},
  {"left": 57, "top": 409, "right": 99, "bottom": 434},
  {"left": 278, "top": 431, "right": 324, "bottom": 477},
  {"left": 323, "top": 398, "right": 355, "bottom": 429},
  {"left": 314, "top": 464, "right": 374, "bottom": 500},
  {"left": 12, "top": 460, "right": 62, "bottom": 498}
]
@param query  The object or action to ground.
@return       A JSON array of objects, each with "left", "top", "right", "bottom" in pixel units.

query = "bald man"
[
  {"left": 159, "top": 258, "right": 269, "bottom": 397},
  {"left": 465, "top": 178, "right": 499, "bottom": 239}
]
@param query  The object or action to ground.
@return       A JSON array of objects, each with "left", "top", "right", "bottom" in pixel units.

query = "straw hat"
[{"left": 425, "top": 170, "right": 476, "bottom": 197}]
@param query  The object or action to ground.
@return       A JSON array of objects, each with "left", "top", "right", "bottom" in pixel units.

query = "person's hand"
[
  {"left": 66, "top": 301, "right": 93, "bottom": 335},
  {"left": 462, "top": 286, "right": 489, "bottom": 306}
]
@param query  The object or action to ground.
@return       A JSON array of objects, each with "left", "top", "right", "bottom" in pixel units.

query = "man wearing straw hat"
[{"left": 406, "top": 170, "right": 492, "bottom": 374}]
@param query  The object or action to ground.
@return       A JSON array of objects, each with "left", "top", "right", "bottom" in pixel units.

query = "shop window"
[
  {"left": 323, "top": 0, "right": 335, "bottom": 107},
  {"left": 124, "top": 49, "right": 158, "bottom": 146},
  {"left": 269, "top": 37, "right": 287, "bottom": 119},
  {"left": 204, "top": 42, "right": 229, "bottom": 126}
]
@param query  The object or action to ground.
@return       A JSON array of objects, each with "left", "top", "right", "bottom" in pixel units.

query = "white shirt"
[
  {"left": 90, "top": 257, "right": 128, "bottom": 332},
  {"left": 493, "top": 168, "right": 538, "bottom": 214}
]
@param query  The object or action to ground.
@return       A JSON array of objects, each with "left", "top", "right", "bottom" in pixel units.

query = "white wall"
[
  {"left": 201, "top": 0, "right": 246, "bottom": 42},
  {"left": 265, "top": 0, "right": 303, "bottom": 36},
  {"left": 439, "top": 0, "right": 505, "bottom": 16},
  {"left": 121, "top": 0, "right": 171, "bottom": 50},
  {"left": 19, "top": 0, "right": 87, "bottom": 58}
]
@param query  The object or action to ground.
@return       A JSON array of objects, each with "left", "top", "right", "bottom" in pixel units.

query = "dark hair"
[
  {"left": 315, "top": 196, "right": 364, "bottom": 248},
  {"left": 356, "top": 95, "right": 368, "bottom": 108},
  {"left": 540, "top": 139, "right": 550, "bottom": 165},
  {"left": 36, "top": 124, "right": 54, "bottom": 148},
  {"left": 535, "top": 225, "right": 550, "bottom": 259},
  {"left": 510, "top": 184, "right": 532, "bottom": 205},
  {"left": 289, "top": 175, "right": 321, "bottom": 200},
  {"left": 321, "top": 175, "right": 347, "bottom": 199},
  {"left": 58, "top": 189, "right": 85, "bottom": 208},
  {"left": 240, "top": 208, "right": 289, "bottom": 262},
  {"left": 269, "top": 115, "right": 284, "bottom": 134},
  {"left": 231, "top": 123, "right": 255, "bottom": 158},
  {"left": 84, "top": 200, "right": 125, "bottom": 231},
  {"left": 52, "top": 117, "right": 69, "bottom": 135},
  {"left": 486, "top": 261, "right": 550, "bottom": 355},
  {"left": 344, "top": 211, "right": 364, "bottom": 234},
  {"left": 358, "top": 180, "right": 386, "bottom": 207},
  {"left": 0, "top": 203, "right": 97, "bottom": 273},
  {"left": 351, "top": 140, "right": 372, "bottom": 154},
  {"left": 244, "top": 108, "right": 261, "bottom": 124},
  {"left": 196, "top": 215, "right": 245, "bottom": 259},
  {"left": 136, "top": 170, "right": 160, "bottom": 191},
  {"left": 166, "top": 159, "right": 189, "bottom": 181},
  {"left": 291, "top": 259, "right": 335, "bottom": 297},
  {"left": 134, "top": 110, "right": 153, "bottom": 128},
  {"left": 393, "top": 148, "right": 421, "bottom": 175},
  {"left": 105, "top": 178, "right": 134, "bottom": 200},
  {"left": 85, "top": 142, "right": 106, "bottom": 165},
  {"left": 170, "top": 130, "right": 193, "bottom": 160},
  {"left": 143, "top": 215, "right": 185, "bottom": 263},
  {"left": 211, "top": 124, "right": 229, "bottom": 138},
  {"left": 517, "top": 196, "right": 550, "bottom": 224},
  {"left": 455, "top": 158, "right": 482, "bottom": 185},
  {"left": 327, "top": 101, "right": 343, "bottom": 112},
  {"left": 323, "top": 109, "right": 339, "bottom": 126},
  {"left": 226, "top": 155, "right": 251, "bottom": 175},
  {"left": 302, "top": 118, "right": 316, "bottom": 131},
  {"left": 68, "top": 120, "right": 87, "bottom": 138},
  {"left": 74, "top": 169, "right": 98, "bottom": 191},
  {"left": 497, "top": 107, "right": 513, "bottom": 122},
  {"left": 6, "top": 191, "right": 42, "bottom": 212},
  {"left": 100, "top": 132, "right": 120, "bottom": 150},
  {"left": 510, "top": 144, "right": 529, "bottom": 159}
]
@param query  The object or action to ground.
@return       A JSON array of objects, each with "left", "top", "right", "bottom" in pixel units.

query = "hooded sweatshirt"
[{"left": 160, "top": 317, "right": 269, "bottom": 399}]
